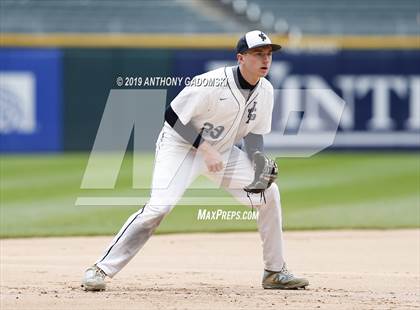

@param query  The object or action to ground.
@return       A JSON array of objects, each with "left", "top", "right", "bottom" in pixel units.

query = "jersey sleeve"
[
  {"left": 170, "top": 79, "right": 209, "bottom": 125},
  {"left": 251, "top": 87, "right": 274, "bottom": 135}
]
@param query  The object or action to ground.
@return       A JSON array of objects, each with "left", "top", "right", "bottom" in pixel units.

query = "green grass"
[{"left": 0, "top": 152, "right": 419, "bottom": 238}]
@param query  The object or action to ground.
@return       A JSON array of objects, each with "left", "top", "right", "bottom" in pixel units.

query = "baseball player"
[{"left": 82, "top": 30, "right": 309, "bottom": 291}]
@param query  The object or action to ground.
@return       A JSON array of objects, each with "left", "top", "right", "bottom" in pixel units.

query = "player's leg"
[
  {"left": 204, "top": 147, "right": 285, "bottom": 269},
  {"left": 83, "top": 131, "right": 201, "bottom": 289},
  {"left": 204, "top": 146, "right": 308, "bottom": 289}
]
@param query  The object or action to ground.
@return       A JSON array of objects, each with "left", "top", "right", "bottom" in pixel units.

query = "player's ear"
[{"left": 237, "top": 53, "right": 244, "bottom": 65}]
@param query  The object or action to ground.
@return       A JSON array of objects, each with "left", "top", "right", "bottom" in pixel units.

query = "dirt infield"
[{"left": 1, "top": 230, "right": 419, "bottom": 310}]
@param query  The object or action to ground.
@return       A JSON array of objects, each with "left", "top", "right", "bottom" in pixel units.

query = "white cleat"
[{"left": 82, "top": 265, "right": 107, "bottom": 291}]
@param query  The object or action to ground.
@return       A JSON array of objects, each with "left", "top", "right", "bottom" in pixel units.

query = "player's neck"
[{"left": 238, "top": 65, "right": 259, "bottom": 86}]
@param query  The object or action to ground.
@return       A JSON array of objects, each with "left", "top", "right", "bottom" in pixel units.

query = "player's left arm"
[
  {"left": 243, "top": 81, "right": 273, "bottom": 159},
  {"left": 243, "top": 81, "right": 278, "bottom": 193},
  {"left": 243, "top": 133, "right": 264, "bottom": 159}
]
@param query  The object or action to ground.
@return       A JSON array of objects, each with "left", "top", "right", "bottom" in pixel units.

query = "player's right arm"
[
  {"left": 165, "top": 80, "right": 224, "bottom": 172},
  {"left": 196, "top": 140, "right": 224, "bottom": 172},
  {"left": 165, "top": 105, "right": 223, "bottom": 172}
]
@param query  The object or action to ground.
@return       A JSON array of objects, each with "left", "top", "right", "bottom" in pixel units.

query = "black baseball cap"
[{"left": 236, "top": 30, "right": 282, "bottom": 54}]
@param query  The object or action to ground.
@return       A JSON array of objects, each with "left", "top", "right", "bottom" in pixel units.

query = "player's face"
[{"left": 238, "top": 46, "right": 273, "bottom": 78}]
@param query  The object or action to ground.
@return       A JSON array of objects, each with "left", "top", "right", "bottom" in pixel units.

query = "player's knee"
[
  {"left": 160, "top": 204, "right": 173, "bottom": 215},
  {"left": 267, "top": 182, "right": 279, "bottom": 195},
  {"left": 266, "top": 183, "right": 281, "bottom": 204},
  {"left": 146, "top": 202, "right": 173, "bottom": 217}
]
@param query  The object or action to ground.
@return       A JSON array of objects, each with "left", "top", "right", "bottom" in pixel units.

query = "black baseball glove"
[{"left": 244, "top": 151, "right": 278, "bottom": 194}]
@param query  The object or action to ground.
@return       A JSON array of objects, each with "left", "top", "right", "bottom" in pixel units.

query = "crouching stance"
[{"left": 82, "top": 30, "right": 309, "bottom": 291}]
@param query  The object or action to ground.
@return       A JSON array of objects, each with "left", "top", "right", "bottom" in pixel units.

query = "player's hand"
[{"left": 197, "top": 141, "right": 224, "bottom": 172}]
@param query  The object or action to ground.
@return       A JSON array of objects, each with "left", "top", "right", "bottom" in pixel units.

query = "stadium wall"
[{"left": 0, "top": 35, "right": 419, "bottom": 152}]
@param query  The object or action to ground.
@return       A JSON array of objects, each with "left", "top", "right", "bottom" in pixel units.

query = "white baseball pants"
[{"left": 96, "top": 128, "right": 285, "bottom": 276}]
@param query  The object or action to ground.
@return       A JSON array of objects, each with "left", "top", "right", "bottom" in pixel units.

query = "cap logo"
[
  {"left": 258, "top": 32, "right": 267, "bottom": 41},
  {"left": 237, "top": 30, "right": 281, "bottom": 53}
]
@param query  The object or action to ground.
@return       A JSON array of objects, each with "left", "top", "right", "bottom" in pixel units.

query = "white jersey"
[{"left": 168, "top": 66, "right": 274, "bottom": 152}]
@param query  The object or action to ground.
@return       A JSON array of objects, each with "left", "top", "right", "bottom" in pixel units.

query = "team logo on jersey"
[{"left": 246, "top": 101, "right": 257, "bottom": 124}]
